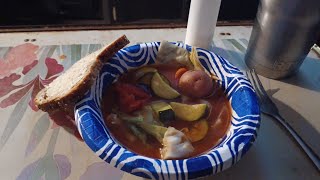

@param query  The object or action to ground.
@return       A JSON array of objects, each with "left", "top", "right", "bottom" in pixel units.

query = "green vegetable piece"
[
  {"left": 114, "top": 107, "right": 167, "bottom": 143},
  {"left": 159, "top": 110, "right": 174, "bottom": 123},
  {"left": 151, "top": 101, "right": 175, "bottom": 122},
  {"left": 137, "top": 73, "right": 154, "bottom": 85},
  {"left": 135, "top": 67, "right": 158, "bottom": 81},
  {"left": 151, "top": 72, "right": 180, "bottom": 99},
  {"left": 181, "top": 119, "right": 209, "bottom": 142},
  {"left": 137, "top": 123, "right": 168, "bottom": 143},
  {"left": 137, "top": 71, "right": 170, "bottom": 86},
  {"left": 159, "top": 74, "right": 170, "bottom": 85},
  {"left": 117, "top": 112, "right": 144, "bottom": 123},
  {"left": 141, "top": 106, "right": 163, "bottom": 126},
  {"left": 170, "top": 102, "right": 207, "bottom": 121},
  {"left": 128, "top": 124, "right": 147, "bottom": 144}
]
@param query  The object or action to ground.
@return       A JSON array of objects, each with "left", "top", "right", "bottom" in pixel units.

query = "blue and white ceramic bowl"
[{"left": 75, "top": 42, "right": 260, "bottom": 179}]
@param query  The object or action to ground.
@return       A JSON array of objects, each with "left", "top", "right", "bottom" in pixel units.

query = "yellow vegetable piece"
[
  {"left": 138, "top": 73, "right": 154, "bottom": 85},
  {"left": 139, "top": 73, "right": 170, "bottom": 86},
  {"left": 136, "top": 122, "right": 168, "bottom": 143},
  {"left": 151, "top": 72, "right": 180, "bottom": 99},
  {"left": 182, "top": 119, "right": 209, "bottom": 142},
  {"left": 190, "top": 47, "right": 218, "bottom": 80},
  {"left": 170, "top": 102, "right": 207, "bottom": 121},
  {"left": 151, "top": 101, "right": 174, "bottom": 121},
  {"left": 189, "top": 47, "right": 204, "bottom": 71},
  {"left": 135, "top": 67, "right": 158, "bottom": 81},
  {"left": 159, "top": 74, "right": 170, "bottom": 85}
]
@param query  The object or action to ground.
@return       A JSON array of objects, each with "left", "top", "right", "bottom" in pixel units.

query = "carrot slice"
[{"left": 175, "top": 67, "right": 188, "bottom": 79}]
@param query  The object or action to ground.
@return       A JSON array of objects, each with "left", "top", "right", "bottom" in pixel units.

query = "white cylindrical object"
[{"left": 185, "top": 0, "right": 221, "bottom": 49}]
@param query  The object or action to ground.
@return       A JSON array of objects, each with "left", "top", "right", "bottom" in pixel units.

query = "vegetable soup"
[{"left": 102, "top": 42, "right": 232, "bottom": 160}]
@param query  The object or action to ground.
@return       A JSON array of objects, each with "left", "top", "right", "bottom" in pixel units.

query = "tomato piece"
[
  {"left": 114, "top": 83, "right": 151, "bottom": 113},
  {"left": 118, "top": 83, "right": 151, "bottom": 99},
  {"left": 127, "top": 100, "right": 143, "bottom": 111}
]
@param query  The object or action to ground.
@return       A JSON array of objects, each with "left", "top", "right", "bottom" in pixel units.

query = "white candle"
[{"left": 185, "top": 0, "right": 222, "bottom": 49}]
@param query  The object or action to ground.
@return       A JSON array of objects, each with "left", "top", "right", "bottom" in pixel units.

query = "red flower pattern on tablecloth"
[
  {"left": 0, "top": 57, "right": 62, "bottom": 110},
  {"left": 0, "top": 43, "right": 38, "bottom": 77},
  {"left": 0, "top": 43, "right": 81, "bottom": 142}
]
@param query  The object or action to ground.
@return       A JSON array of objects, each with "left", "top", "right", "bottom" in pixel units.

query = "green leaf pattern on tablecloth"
[
  {"left": 221, "top": 39, "right": 247, "bottom": 70},
  {"left": 71, "top": 45, "right": 81, "bottom": 65},
  {"left": 25, "top": 113, "right": 50, "bottom": 157},
  {"left": 226, "top": 39, "right": 247, "bottom": 53},
  {"left": 0, "top": 90, "right": 31, "bottom": 151},
  {"left": 239, "top": 38, "right": 249, "bottom": 46}
]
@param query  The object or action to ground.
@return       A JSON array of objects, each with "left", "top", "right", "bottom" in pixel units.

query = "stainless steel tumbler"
[{"left": 245, "top": 0, "right": 320, "bottom": 79}]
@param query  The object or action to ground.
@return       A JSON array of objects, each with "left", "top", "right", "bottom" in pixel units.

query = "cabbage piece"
[
  {"left": 160, "top": 127, "right": 194, "bottom": 159},
  {"left": 156, "top": 41, "right": 193, "bottom": 69},
  {"left": 115, "top": 106, "right": 166, "bottom": 142}
]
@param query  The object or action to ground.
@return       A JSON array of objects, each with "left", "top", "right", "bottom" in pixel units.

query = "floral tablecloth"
[
  {"left": 0, "top": 32, "right": 319, "bottom": 179},
  {"left": 0, "top": 43, "right": 128, "bottom": 180}
]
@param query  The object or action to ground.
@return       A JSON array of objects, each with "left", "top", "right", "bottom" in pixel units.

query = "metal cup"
[{"left": 245, "top": 0, "right": 320, "bottom": 79}]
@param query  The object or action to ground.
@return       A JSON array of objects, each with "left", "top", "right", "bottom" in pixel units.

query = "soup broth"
[{"left": 102, "top": 64, "right": 231, "bottom": 159}]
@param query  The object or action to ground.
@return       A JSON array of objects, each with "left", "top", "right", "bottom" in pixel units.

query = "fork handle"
[{"left": 273, "top": 114, "right": 320, "bottom": 171}]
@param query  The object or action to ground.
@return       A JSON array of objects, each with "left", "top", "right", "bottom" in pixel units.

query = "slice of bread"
[{"left": 35, "top": 35, "right": 130, "bottom": 112}]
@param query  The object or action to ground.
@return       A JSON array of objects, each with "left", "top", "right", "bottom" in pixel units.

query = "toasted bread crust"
[
  {"left": 98, "top": 35, "right": 130, "bottom": 63},
  {"left": 35, "top": 35, "right": 130, "bottom": 112}
]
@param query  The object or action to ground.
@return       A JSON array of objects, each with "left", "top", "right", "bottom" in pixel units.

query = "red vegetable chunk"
[{"left": 115, "top": 83, "right": 151, "bottom": 113}]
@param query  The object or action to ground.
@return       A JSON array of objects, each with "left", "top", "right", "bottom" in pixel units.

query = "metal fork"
[{"left": 246, "top": 69, "right": 320, "bottom": 171}]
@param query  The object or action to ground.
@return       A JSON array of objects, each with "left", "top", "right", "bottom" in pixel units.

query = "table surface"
[{"left": 0, "top": 26, "right": 319, "bottom": 180}]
